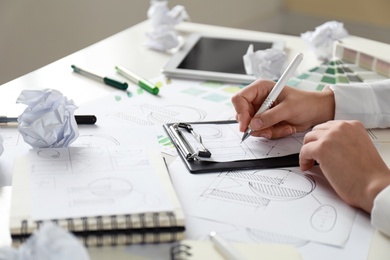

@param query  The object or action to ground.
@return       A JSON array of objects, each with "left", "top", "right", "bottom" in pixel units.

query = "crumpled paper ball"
[
  {"left": 145, "top": 25, "right": 181, "bottom": 52},
  {"left": 0, "top": 223, "right": 90, "bottom": 260},
  {"left": 145, "top": 0, "right": 189, "bottom": 52},
  {"left": 301, "top": 21, "right": 348, "bottom": 61},
  {"left": 16, "top": 89, "right": 79, "bottom": 148},
  {"left": 243, "top": 44, "right": 287, "bottom": 80}
]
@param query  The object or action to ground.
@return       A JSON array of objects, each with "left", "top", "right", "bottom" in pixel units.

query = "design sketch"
[
  {"left": 68, "top": 177, "right": 132, "bottom": 207},
  {"left": 110, "top": 112, "right": 153, "bottom": 126},
  {"left": 109, "top": 103, "right": 207, "bottom": 126},
  {"left": 72, "top": 177, "right": 133, "bottom": 196},
  {"left": 189, "top": 125, "right": 223, "bottom": 139},
  {"left": 200, "top": 169, "right": 316, "bottom": 209},
  {"left": 30, "top": 145, "right": 174, "bottom": 220},
  {"left": 182, "top": 123, "right": 306, "bottom": 162},
  {"left": 179, "top": 166, "right": 350, "bottom": 245},
  {"left": 37, "top": 149, "right": 61, "bottom": 159},
  {"left": 72, "top": 134, "right": 120, "bottom": 147},
  {"left": 246, "top": 227, "right": 309, "bottom": 247},
  {"left": 310, "top": 195, "right": 338, "bottom": 232},
  {"left": 68, "top": 176, "right": 162, "bottom": 208}
]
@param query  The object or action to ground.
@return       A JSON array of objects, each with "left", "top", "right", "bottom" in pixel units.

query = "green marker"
[
  {"left": 115, "top": 65, "right": 159, "bottom": 95},
  {"left": 71, "top": 65, "right": 128, "bottom": 91}
]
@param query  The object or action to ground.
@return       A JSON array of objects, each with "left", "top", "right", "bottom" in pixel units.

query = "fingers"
[
  {"left": 250, "top": 101, "right": 293, "bottom": 132},
  {"left": 251, "top": 123, "right": 296, "bottom": 139},
  {"left": 232, "top": 80, "right": 276, "bottom": 131},
  {"left": 299, "top": 138, "right": 318, "bottom": 171},
  {"left": 299, "top": 124, "right": 327, "bottom": 171}
]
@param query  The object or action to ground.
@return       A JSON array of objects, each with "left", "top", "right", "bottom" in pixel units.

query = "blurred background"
[{"left": 0, "top": 0, "right": 389, "bottom": 85}]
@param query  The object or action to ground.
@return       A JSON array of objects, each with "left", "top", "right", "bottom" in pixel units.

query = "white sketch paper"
[
  {"left": 168, "top": 158, "right": 357, "bottom": 247},
  {"left": 180, "top": 122, "right": 306, "bottom": 162},
  {"left": 29, "top": 127, "right": 173, "bottom": 220}
]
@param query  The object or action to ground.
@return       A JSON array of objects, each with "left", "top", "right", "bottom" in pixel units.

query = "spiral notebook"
[
  {"left": 9, "top": 148, "right": 185, "bottom": 247},
  {"left": 170, "top": 239, "right": 301, "bottom": 260}
]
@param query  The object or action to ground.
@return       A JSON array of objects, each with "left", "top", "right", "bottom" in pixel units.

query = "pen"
[
  {"left": 209, "top": 231, "right": 245, "bottom": 260},
  {"left": 71, "top": 65, "right": 128, "bottom": 91},
  {"left": 115, "top": 65, "right": 159, "bottom": 95},
  {"left": 0, "top": 115, "right": 97, "bottom": 125},
  {"left": 241, "top": 52, "right": 304, "bottom": 143}
]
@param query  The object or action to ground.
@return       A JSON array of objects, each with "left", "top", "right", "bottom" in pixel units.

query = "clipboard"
[{"left": 163, "top": 120, "right": 300, "bottom": 174}]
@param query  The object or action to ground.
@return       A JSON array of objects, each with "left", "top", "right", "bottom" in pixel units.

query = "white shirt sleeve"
[
  {"left": 371, "top": 186, "right": 390, "bottom": 237},
  {"left": 328, "top": 79, "right": 390, "bottom": 128},
  {"left": 328, "top": 79, "right": 390, "bottom": 236}
]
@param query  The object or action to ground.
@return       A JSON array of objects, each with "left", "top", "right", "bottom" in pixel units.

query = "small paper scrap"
[
  {"left": 16, "top": 89, "right": 79, "bottom": 148},
  {"left": 301, "top": 21, "right": 348, "bottom": 61},
  {"left": 0, "top": 223, "right": 90, "bottom": 260},
  {"left": 145, "top": 0, "right": 189, "bottom": 52},
  {"left": 243, "top": 45, "right": 287, "bottom": 80}
]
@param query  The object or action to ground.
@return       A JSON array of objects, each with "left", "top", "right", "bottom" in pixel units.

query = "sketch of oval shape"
[
  {"left": 310, "top": 204, "right": 337, "bottom": 232},
  {"left": 248, "top": 169, "right": 316, "bottom": 201},
  {"left": 76, "top": 147, "right": 105, "bottom": 157},
  {"left": 148, "top": 105, "right": 207, "bottom": 124},
  {"left": 37, "top": 149, "right": 61, "bottom": 159},
  {"left": 88, "top": 177, "right": 133, "bottom": 197},
  {"left": 194, "top": 126, "right": 223, "bottom": 139}
]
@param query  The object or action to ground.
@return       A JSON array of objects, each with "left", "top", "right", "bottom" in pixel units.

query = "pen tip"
[{"left": 241, "top": 132, "right": 250, "bottom": 143}]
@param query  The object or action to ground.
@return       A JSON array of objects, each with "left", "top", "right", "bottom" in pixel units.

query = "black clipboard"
[{"left": 163, "top": 120, "right": 300, "bottom": 174}]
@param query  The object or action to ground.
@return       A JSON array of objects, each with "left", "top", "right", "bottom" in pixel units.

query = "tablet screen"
[
  {"left": 162, "top": 33, "right": 284, "bottom": 83},
  {"left": 177, "top": 37, "right": 274, "bottom": 75}
]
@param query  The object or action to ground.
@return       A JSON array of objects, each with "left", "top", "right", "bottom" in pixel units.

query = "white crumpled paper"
[
  {"left": 243, "top": 44, "right": 287, "bottom": 80},
  {"left": 16, "top": 89, "right": 79, "bottom": 148},
  {"left": 0, "top": 223, "right": 90, "bottom": 260},
  {"left": 301, "top": 21, "right": 348, "bottom": 61},
  {"left": 0, "top": 135, "right": 3, "bottom": 157},
  {"left": 145, "top": 0, "right": 189, "bottom": 52}
]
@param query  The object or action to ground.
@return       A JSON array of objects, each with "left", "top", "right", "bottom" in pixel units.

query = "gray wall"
[
  {"left": 0, "top": 0, "right": 282, "bottom": 85},
  {"left": 1, "top": 1, "right": 388, "bottom": 85}
]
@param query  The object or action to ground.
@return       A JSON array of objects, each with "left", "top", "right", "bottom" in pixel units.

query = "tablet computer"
[{"left": 162, "top": 33, "right": 285, "bottom": 84}]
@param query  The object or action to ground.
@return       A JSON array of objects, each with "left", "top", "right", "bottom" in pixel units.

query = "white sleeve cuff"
[
  {"left": 371, "top": 185, "right": 390, "bottom": 237},
  {"left": 328, "top": 83, "right": 381, "bottom": 128}
]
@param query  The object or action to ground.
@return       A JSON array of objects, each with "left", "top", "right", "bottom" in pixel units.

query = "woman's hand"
[
  {"left": 231, "top": 79, "right": 335, "bottom": 139},
  {"left": 300, "top": 120, "right": 390, "bottom": 212}
]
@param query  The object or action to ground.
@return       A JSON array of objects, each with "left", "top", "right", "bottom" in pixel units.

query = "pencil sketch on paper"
[
  {"left": 200, "top": 169, "right": 316, "bottom": 208},
  {"left": 246, "top": 227, "right": 309, "bottom": 247},
  {"left": 72, "top": 134, "right": 120, "bottom": 147},
  {"left": 29, "top": 145, "right": 173, "bottom": 220},
  {"left": 68, "top": 177, "right": 133, "bottom": 207},
  {"left": 181, "top": 123, "right": 306, "bottom": 162},
  {"left": 310, "top": 195, "right": 338, "bottom": 232},
  {"left": 0, "top": 127, "right": 24, "bottom": 146},
  {"left": 196, "top": 168, "right": 339, "bottom": 234},
  {"left": 108, "top": 103, "right": 207, "bottom": 126}
]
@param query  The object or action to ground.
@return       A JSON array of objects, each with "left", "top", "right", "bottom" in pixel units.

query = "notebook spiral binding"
[
  {"left": 13, "top": 212, "right": 184, "bottom": 247},
  {"left": 170, "top": 242, "right": 192, "bottom": 260}
]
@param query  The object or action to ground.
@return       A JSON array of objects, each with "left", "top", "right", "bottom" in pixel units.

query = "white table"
[{"left": 1, "top": 20, "right": 390, "bottom": 259}]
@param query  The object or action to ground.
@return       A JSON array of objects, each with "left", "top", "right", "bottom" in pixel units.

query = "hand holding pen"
[{"left": 239, "top": 53, "right": 304, "bottom": 142}]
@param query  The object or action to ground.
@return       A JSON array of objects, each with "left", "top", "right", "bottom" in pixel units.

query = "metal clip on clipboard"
[{"left": 168, "top": 123, "right": 211, "bottom": 161}]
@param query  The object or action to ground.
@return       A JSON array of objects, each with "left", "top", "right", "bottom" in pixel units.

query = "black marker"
[{"left": 0, "top": 115, "right": 97, "bottom": 125}]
